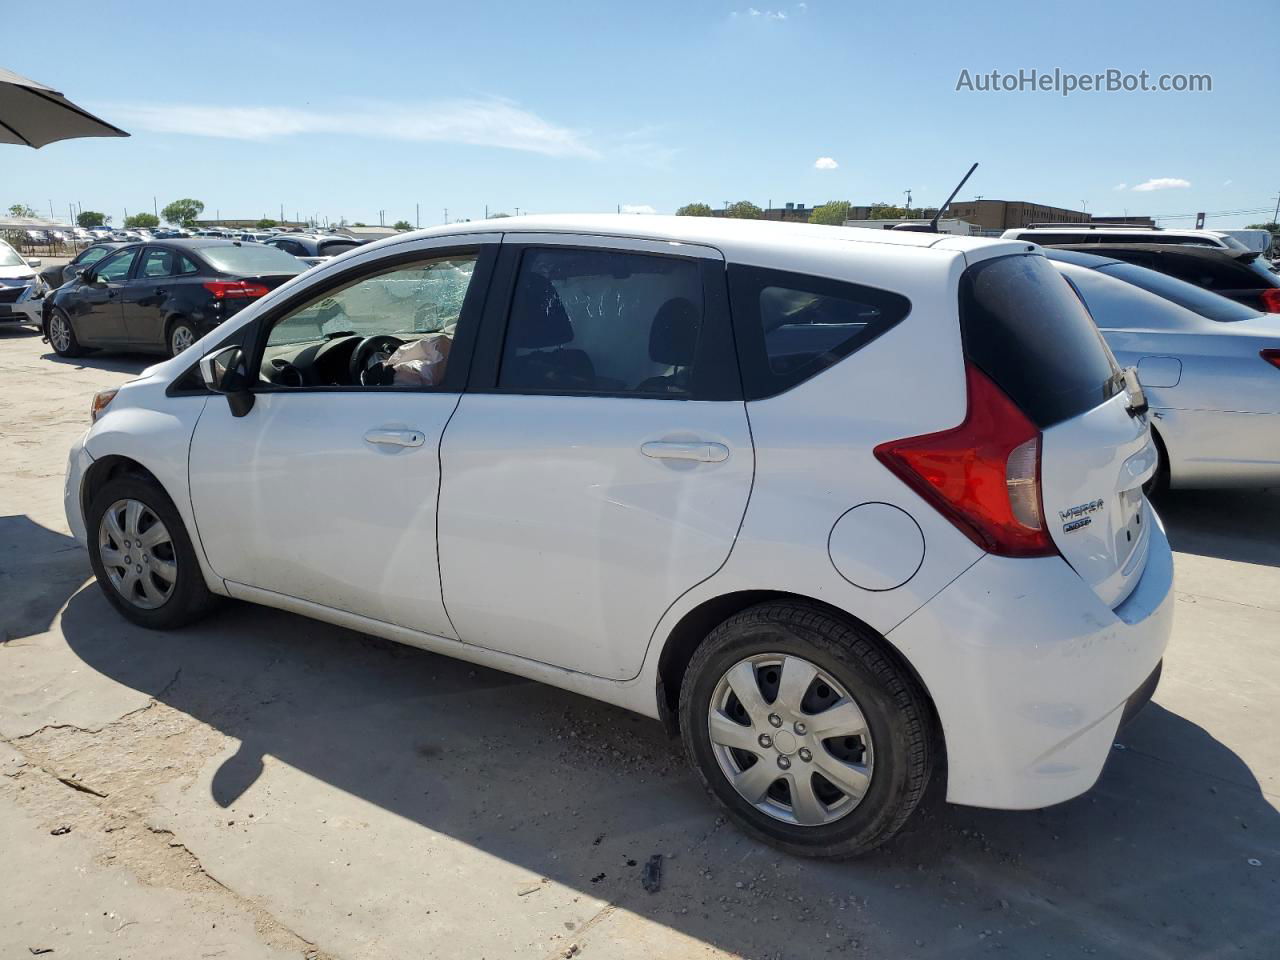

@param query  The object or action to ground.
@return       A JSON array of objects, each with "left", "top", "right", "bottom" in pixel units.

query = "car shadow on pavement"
[
  {"left": 1157, "top": 487, "right": 1280, "bottom": 567},
  {"left": 37, "top": 350, "right": 154, "bottom": 376},
  {"left": 53, "top": 576, "right": 1279, "bottom": 959},
  {"left": 0, "top": 516, "right": 88, "bottom": 643}
]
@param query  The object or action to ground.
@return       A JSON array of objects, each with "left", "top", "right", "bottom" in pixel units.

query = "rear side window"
[
  {"left": 318, "top": 240, "right": 359, "bottom": 257},
  {"left": 960, "top": 254, "right": 1120, "bottom": 428},
  {"left": 728, "top": 265, "right": 910, "bottom": 399},
  {"left": 499, "top": 247, "right": 707, "bottom": 397}
]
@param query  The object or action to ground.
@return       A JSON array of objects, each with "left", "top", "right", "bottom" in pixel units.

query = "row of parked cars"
[
  {"left": 0, "top": 232, "right": 367, "bottom": 353},
  {"left": 54, "top": 213, "right": 1279, "bottom": 858}
]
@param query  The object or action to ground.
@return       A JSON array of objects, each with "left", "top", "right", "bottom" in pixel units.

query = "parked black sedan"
[
  {"left": 1049, "top": 243, "right": 1280, "bottom": 313},
  {"left": 43, "top": 239, "right": 306, "bottom": 358},
  {"left": 38, "top": 241, "right": 129, "bottom": 290}
]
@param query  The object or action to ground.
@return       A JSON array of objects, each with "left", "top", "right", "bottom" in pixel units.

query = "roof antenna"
[{"left": 892, "top": 162, "right": 979, "bottom": 233}]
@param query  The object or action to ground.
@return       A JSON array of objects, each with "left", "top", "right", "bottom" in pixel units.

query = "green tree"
[
  {"left": 256, "top": 218, "right": 278, "bottom": 229},
  {"left": 161, "top": 198, "right": 205, "bottom": 227},
  {"left": 808, "top": 200, "right": 851, "bottom": 226},
  {"left": 1246, "top": 221, "right": 1279, "bottom": 233},
  {"left": 725, "top": 200, "right": 764, "bottom": 219},
  {"left": 7, "top": 203, "right": 37, "bottom": 218},
  {"left": 488, "top": 212, "right": 511, "bottom": 219},
  {"left": 352, "top": 222, "right": 367, "bottom": 227},
  {"left": 124, "top": 212, "right": 160, "bottom": 228},
  {"left": 675, "top": 202, "right": 714, "bottom": 217},
  {"left": 76, "top": 210, "right": 108, "bottom": 227},
  {"left": 868, "top": 203, "right": 908, "bottom": 220},
  {"left": 393, "top": 220, "right": 413, "bottom": 231}
]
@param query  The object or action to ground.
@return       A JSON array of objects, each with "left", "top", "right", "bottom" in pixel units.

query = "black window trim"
[
  {"left": 465, "top": 241, "right": 742, "bottom": 402},
  {"left": 93, "top": 245, "right": 142, "bottom": 283},
  {"left": 727, "top": 263, "right": 913, "bottom": 401}
]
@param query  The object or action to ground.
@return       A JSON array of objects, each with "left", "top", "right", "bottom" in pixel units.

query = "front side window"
[
  {"left": 95, "top": 249, "right": 138, "bottom": 282},
  {"left": 499, "top": 247, "right": 704, "bottom": 396},
  {"left": 263, "top": 254, "right": 478, "bottom": 388},
  {"left": 78, "top": 246, "right": 111, "bottom": 266},
  {"left": 728, "top": 265, "right": 911, "bottom": 399}
]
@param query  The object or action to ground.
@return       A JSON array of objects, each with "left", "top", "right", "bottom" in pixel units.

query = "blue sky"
[{"left": 6, "top": 0, "right": 1278, "bottom": 228}]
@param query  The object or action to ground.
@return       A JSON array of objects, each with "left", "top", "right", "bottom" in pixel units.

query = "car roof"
[
  {"left": 1052, "top": 242, "right": 1249, "bottom": 262},
  {"left": 381, "top": 213, "right": 1022, "bottom": 258},
  {"left": 1040, "top": 247, "right": 1123, "bottom": 268}
]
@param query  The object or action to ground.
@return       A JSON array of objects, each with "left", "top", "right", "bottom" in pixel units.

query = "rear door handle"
[
  {"left": 364, "top": 428, "right": 426, "bottom": 448},
  {"left": 640, "top": 440, "right": 730, "bottom": 463}
]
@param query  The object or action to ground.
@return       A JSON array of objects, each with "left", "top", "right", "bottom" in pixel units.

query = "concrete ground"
[{"left": 1, "top": 324, "right": 1277, "bottom": 960}]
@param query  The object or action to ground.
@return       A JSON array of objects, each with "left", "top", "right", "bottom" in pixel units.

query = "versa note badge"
[{"left": 1059, "top": 499, "right": 1104, "bottom": 533}]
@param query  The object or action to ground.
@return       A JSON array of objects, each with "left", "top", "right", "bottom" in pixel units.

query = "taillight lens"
[
  {"left": 203, "top": 280, "right": 269, "bottom": 299},
  {"left": 1260, "top": 289, "right": 1280, "bottom": 313},
  {"left": 874, "top": 364, "right": 1056, "bottom": 558},
  {"left": 1262, "top": 348, "right": 1280, "bottom": 370}
]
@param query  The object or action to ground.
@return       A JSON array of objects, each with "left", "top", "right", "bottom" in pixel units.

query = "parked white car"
[
  {"left": 1004, "top": 224, "right": 1248, "bottom": 251},
  {"left": 64, "top": 216, "right": 1172, "bottom": 857},
  {"left": 1047, "top": 248, "right": 1280, "bottom": 489},
  {"left": 0, "top": 238, "right": 45, "bottom": 326}
]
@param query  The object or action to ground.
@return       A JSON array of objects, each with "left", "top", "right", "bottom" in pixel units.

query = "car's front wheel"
[
  {"left": 679, "top": 601, "right": 934, "bottom": 858},
  {"left": 47, "top": 308, "right": 84, "bottom": 357},
  {"left": 86, "top": 472, "right": 217, "bottom": 629}
]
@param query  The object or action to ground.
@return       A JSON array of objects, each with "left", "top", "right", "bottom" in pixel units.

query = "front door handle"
[
  {"left": 640, "top": 440, "right": 730, "bottom": 463},
  {"left": 364, "top": 428, "right": 426, "bottom": 448}
]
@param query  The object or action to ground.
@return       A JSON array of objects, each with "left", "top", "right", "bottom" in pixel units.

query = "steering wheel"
[{"left": 349, "top": 334, "right": 406, "bottom": 385}]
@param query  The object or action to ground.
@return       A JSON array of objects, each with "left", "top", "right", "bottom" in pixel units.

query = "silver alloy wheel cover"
[
  {"left": 707, "top": 653, "right": 874, "bottom": 826},
  {"left": 50, "top": 313, "right": 71, "bottom": 352},
  {"left": 97, "top": 498, "right": 177, "bottom": 610},
  {"left": 170, "top": 325, "right": 195, "bottom": 355}
]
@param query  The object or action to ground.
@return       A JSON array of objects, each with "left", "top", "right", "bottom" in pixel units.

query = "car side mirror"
[
  {"left": 27, "top": 258, "right": 41, "bottom": 267},
  {"left": 199, "top": 345, "right": 256, "bottom": 417}
]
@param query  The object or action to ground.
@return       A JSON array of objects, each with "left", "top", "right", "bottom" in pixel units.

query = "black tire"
[
  {"left": 86, "top": 471, "right": 217, "bottom": 630},
  {"left": 47, "top": 307, "right": 85, "bottom": 357},
  {"left": 679, "top": 601, "right": 933, "bottom": 859},
  {"left": 167, "top": 318, "right": 197, "bottom": 358},
  {"left": 1143, "top": 428, "right": 1170, "bottom": 499}
]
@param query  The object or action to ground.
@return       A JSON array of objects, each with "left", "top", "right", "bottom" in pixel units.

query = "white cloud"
[
  {"left": 620, "top": 204, "right": 656, "bottom": 214},
  {"left": 1223, "top": 178, "right": 1233, "bottom": 186},
  {"left": 1131, "top": 177, "right": 1191, "bottom": 192},
  {"left": 814, "top": 156, "right": 839, "bottom": 170},
  {"left": 735, "top": 6, "right": 788, "bottom": 18},
  {"left": 1112, "top": 183, "right": 1127, "bottom": 191},
  {"left": 98, "top": 97, "right": 598, "bottom": 158}
]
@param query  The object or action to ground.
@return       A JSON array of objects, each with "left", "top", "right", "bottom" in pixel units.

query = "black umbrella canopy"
[{"left": 0, "top": 67, "right": 129, "bottom": 148}]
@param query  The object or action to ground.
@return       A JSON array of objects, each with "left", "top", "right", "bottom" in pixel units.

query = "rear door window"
[
  {"left": 960, "top": 254, "right": 1121, "bottom": 428},
  {"left": 498, "top": 247, "right": 708, "bottom": 397},
  {"left": 728, "top": 265, "right": 910, "bottom": 399}
]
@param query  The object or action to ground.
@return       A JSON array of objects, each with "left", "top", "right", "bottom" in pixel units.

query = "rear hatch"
[{"left": 960, "top": 252, "right": 1154, "bottom": 607}]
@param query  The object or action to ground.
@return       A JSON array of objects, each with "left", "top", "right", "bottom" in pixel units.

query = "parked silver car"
[{"left": 1048, "top": 249, "right": 1280, "bottom": 490}]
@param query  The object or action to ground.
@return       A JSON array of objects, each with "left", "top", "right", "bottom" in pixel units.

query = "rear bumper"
[{"left": 886, "top": 502, "right": 1175, "bottom": 810}]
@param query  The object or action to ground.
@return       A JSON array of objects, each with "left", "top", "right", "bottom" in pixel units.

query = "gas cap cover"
[{"left": 828, "top": 502, "right": 925, "bottom": 591}]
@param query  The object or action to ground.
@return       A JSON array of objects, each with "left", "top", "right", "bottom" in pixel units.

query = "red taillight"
[
  {"left": 874, "top": 364, "right": 1056, "bottom": 558},
  {"left": 203, "top": 280, "right": 269, "bottom": 299},
  {"left": 1260, "top": 289, "right": 1280, "bottom": 313},
  {"left": 1262, "top": 348, "right": 1280, "bottom": 370}
]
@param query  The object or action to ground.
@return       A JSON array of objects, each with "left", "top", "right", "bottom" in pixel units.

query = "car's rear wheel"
[
  {"left": 86, "top": 472, "right": 217, "bottom": 629},
  {"left": 168, "top": 320, "right": 197, "bottom": 358},
  {"left": 48, "top": 308, "right": 84, "bottom": 357},
  {"left": 679, "top": 601, "right": 933, "bottom": 858}
]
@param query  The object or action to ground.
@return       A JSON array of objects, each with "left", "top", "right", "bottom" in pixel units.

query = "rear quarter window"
[
  {"left": 728, "top": 265, "right": 911, "bottom": 399},
  {"left": 960, "top": 254, "right": 1121, "bottom": 428}
]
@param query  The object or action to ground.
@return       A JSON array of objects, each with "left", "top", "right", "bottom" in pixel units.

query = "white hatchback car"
[{"left": 65, "top": 216, "right": 1174, "bottom": 857}]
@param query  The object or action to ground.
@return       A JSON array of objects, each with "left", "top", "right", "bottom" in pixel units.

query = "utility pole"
[
  {"left": 444, "top": 207, "right": 448, "bottom": 224},
  {"left": 416, "top": 203, "right": 420, "bottom": 228},
  {"left": 904, "top": 189, "right": 912, "bottom": 215},
  {"left": 514, "top": 206, "right": 520, "bottom": 216},
  {"left": 1271, "top": 192, "right": 1280, "bottom": 228},
  {"left": 484, "top": 204, "right": 488, "bottom": 219},
  {"left": 153, "top": 196, "right": 158, "bottom": 217}
]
